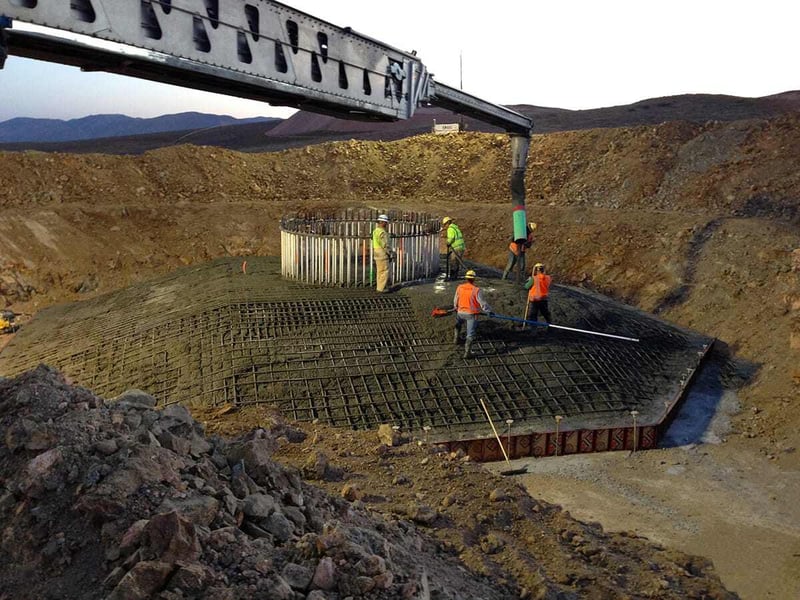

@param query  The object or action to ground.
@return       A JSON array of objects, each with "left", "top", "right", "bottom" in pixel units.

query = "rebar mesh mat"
[{"left": 0, "top": 257, "right": 712, "bottom": 439}]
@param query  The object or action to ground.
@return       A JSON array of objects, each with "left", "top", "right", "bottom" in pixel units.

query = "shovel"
[
  {"left": 430, "top": 306, "right": 455, "bottom": 318},
  {"left": 479, "top": 398, "right": 528, "bottom": 476}
]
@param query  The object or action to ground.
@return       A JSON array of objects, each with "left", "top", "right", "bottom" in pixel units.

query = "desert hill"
[{"left": 0, "top": 112, "right": 277, "bottom": 144}]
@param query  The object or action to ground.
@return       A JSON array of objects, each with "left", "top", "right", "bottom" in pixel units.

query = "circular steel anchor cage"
[{"left": 280, "top": 208, "right": 441, "bottom": 286}]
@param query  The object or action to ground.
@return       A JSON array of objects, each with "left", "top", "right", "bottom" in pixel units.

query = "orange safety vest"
[
  {"left": 508, "top": 232, "right": 533, "bottom": 255},
  {"left": 456, "top": 282, "right": 482, "bottom": 314},
  {"left": 528, "top": 273, "right": 551, "bottom": 301}
]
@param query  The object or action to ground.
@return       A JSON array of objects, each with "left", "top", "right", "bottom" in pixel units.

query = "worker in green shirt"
[{"left": 441, "top": 216, "right": 465, "bottom": 280}]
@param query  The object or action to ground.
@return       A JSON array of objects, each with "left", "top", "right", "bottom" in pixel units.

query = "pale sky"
[{"left": 0, "top": 0, "right": 797, "bottom": 122}]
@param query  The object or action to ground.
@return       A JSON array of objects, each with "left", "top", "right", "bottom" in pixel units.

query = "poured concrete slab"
[{"left": 0, "top": 256, "right": 712, "bottom": 458}]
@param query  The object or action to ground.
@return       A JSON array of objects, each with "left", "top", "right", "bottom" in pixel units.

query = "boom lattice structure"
[{"left": 0, "top": 0, "right": 531, "bottom": 133}]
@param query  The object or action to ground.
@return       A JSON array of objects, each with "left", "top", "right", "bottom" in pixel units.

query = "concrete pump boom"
[{"left": 0, "top": 0, "right": 532, "bottom": 244}]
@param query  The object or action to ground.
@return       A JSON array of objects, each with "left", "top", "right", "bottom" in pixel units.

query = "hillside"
[
  {"left": 0, "top": 112, "right": 278, "bottom": 144},
  {"left": 0, "top": 97, "right": 799, "bottom": 598}
]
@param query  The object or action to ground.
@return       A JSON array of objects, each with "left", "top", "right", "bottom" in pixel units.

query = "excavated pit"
[{"left": 0, "top": 256, "right": 712, "bottom": 460}]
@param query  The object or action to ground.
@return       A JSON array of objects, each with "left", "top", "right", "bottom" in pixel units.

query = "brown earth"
[
  {"left": 0, "top": 366, "right": 738, "bottom": 600},
  {"left": 1, "top": 106, "right": 799, "bottom": 598}
]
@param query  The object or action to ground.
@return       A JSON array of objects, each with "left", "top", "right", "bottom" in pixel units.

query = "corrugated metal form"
[{"left": 280, "top": 208, "right": 441, "bottom": 287}]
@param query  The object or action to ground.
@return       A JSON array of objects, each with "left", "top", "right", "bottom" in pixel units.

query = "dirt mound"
[{"left": 0, "top": 366, "right": 737, "bottom": 599}]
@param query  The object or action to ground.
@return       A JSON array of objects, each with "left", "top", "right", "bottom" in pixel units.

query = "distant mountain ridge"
[
  {"left": 0, "top": 112, "right": 278, "bottom": 143},
  {"left": 1, "top": 92, "right": 798, "bottom": 154}
]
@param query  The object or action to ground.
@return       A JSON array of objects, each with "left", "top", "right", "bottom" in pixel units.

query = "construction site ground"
[{"left": 1, "top": 110, "right": 799, "bottom": 599}]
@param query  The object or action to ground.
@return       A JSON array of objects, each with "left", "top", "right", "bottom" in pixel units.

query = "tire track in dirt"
[{"left": 653, "top": 218, "right": 724, "bottom": 315}]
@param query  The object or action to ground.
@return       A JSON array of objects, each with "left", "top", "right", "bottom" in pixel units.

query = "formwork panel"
[
  {"left": 533, "top": 434, "right": 547, "bottom": 457},
  {"left": 594, "top": 430, "right": 610, "bottom": 452},
  {"left": 579, "top": 430, "right": 595, "bottom": 453},
  {"left": 564, "top": 431, "right": 579, "bottom": 455},
  {"left": 641, "top": 426, "right": 658, "bottom": 449}
]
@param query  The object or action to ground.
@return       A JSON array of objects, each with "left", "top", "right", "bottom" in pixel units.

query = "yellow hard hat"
[
  {"left": 465, "top": 270, "right": 476, "bottom": 279},
  {"left": 534, "top": 263, "right": 544, "bottom": 270},
  {"left": 442, "top": 216, "right": 452, "bottom": 225},
  {"left": 529, "top": 222, "right": 538, "bottom": 230}
]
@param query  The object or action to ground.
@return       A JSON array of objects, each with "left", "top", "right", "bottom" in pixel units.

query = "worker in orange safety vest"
[
  {"left": 525, "top": 262, "right": 552, "bottom": 324},
  {"left": 453, "top": 270, "right": 492, "bottom": 358},
  {"left": 502, "top": 222, "right": 537, "bottom": 281}
]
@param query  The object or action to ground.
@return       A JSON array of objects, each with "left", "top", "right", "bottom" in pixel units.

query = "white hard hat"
[{"left": 377, "top": 214, "right": 389, "bottom": 223}]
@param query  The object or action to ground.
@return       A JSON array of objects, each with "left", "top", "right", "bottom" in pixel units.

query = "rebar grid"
[{"left": 0, "top": 257, "right": 711, "bottom": 438}]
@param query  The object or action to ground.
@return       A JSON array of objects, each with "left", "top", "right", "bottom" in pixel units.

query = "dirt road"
[{"left": 489, "top": 369, "right": 800, "bottom": 599}]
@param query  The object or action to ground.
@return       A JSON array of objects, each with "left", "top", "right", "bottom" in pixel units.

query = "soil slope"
[{"left": 1, "top": 108, "right": 799, "bottom": 598}]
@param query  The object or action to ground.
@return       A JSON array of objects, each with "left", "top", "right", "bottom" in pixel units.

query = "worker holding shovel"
[
  {"left": 454, "top": 270, "right": 492, "bottom": 358},
  {"left": 502, "top": 222, "right": 537, "bottom": 282},
  {"left": 524, "top": 262, "right": 552, "bottom": 326}
]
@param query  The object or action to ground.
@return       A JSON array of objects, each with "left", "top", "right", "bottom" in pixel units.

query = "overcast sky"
[{"left": 1, "top": 0, "right": 797, "bottom": 122}]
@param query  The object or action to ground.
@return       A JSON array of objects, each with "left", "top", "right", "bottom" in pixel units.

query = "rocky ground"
[
  {"left": 0, "top": 366, "right": 736, "bottom": 599},
  {"left": 1, "top": 106, "right": 799, "bottom": 598}
]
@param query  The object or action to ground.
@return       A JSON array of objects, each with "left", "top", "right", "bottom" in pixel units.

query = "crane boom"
[
  {"left": 1, "top": 0, "right": 533, "bottom": 259},
  {"left": 0, "top": 0, "right": 531, "bottom": 134}
]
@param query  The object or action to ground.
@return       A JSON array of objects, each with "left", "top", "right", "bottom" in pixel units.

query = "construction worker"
[
  {"left": 453, "top": 270, "right": 492, "bottom": 358},
  {"left": 525, "top": 263, "right": 552, "bottom": 324},
  {"left": 502, "top": 222, "right": 537, "bottom": 281},
  {"left": 373, "top": 214, "right": 392, "bottom": 293},
  {"left": 441, "top": 216, "right": 465, "bottom": 280}
]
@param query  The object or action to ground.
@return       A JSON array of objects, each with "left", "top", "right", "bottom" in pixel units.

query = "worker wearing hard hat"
[
  {"left": 441, "top": 216, "right": 466, "bottom": 280},
  {"left": 453, "top": 270, "right": 492, "bottom": 358},
  {"left": 502, "top": 222, "right": 537, "bottom": 281},
  {"left": 525, "top": 263, "right": 552, "bottom": 325},
  {"left": 373, "top": 213, "right": 392, "bottom": 292}
]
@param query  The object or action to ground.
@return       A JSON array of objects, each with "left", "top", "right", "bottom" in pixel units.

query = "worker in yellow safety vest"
[
  {"left": 442, "top": 216, "right": 466, "bottom": 280},
  {"left": 372, "top": 214, "right": 392, "bottom": 292},
  {"left": 502, "top": 222, "right": 537, "bottom": 281},
  {"left": 453, "top": 270, "right": 492, "bottom": 358}
]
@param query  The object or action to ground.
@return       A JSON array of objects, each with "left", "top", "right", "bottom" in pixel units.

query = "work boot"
[
  {"left": 453, "top": 329, "right": 460, "bottom": 345},
  {"left": 463, "top": 339, "right": 473, "bottom": 359}
]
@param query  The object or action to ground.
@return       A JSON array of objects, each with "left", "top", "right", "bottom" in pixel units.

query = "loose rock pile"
[{"left": 0, "top": 366, "right": 518, "bottom": 599}]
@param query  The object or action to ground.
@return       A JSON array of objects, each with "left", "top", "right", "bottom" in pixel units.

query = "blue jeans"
[{"left": 455, "top": 313, "right": 478, "bottom": 341}]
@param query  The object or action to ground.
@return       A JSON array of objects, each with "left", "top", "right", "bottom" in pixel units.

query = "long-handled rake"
[
  {"left": 484, "top": 311, "right": 640, "bottom": 342},
  {"left": 479, "top": 398, "right": 528, "bottom": 476}
]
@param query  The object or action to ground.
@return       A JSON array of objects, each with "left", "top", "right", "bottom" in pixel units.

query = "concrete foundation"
[{"left": 0, "top": 256, "right": 713, "bottom": 459}]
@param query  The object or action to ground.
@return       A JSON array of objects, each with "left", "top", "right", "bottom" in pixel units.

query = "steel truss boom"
[{"left": 0, "top": 0, "right": 531, "bottom": 135}]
